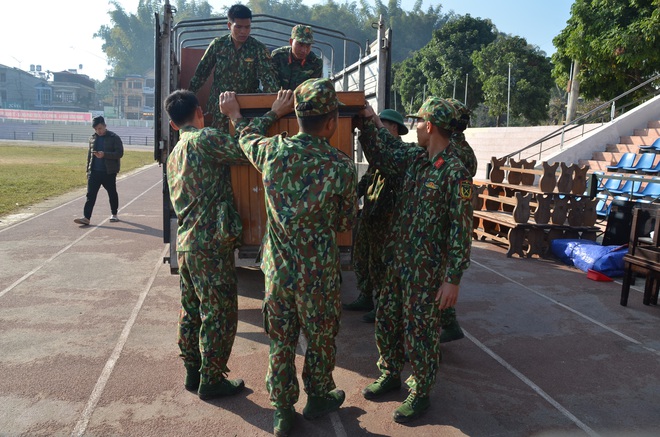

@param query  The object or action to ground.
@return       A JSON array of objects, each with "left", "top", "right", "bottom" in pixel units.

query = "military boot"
[
  {"left": 361, "top": 308, "right": 376, "bottom": 323},
  {"left": 362, "top": 373, "right": 401, "bottom": 399},
  {"left": 273, "top": 406, "right": 295, "bottom": 437},
  {"left": 342, "top": 293, "right": 374, "bottom": 311},
  {"left": 302, "top": 389, "right": 345, "bottom": 419},
  {"left": 198, "top": 378, "right": 245, "bottom": 400},
  {"left": 184, "top": 366, "right": 200, "bottom": 392},
  {"left": 439, "top": 319, "right": 465, "bottom": 343},
  {"left": 393, "top": 392, "right": 430, "bottom": 423}
]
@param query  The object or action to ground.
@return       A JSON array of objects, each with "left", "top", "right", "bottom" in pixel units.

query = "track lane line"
[
  {"left": 470, "top": 258, "right": 660, "bottom": 356},
  {"left": 463, "top": 329, "right": 600, "bottom": 437},
  {"left": 70, "top": 245, "right": 169, "bottom": 437},
  {"left": 0, "top": 178, "right": 161, "bottom": 299}
]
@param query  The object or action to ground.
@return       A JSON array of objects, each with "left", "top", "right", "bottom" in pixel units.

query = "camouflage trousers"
[
  {"left": 177, "top": 249, "right": 238, "bottom": 385},
  {"left": 441, "top": 307, "right": 457, "bottom": 328},
  {"left": 263, "top": 277, "right": 341, "bottom": 408},
  {"left": 375, "top": 270, "right": 441, "bottom": 397},
  {"left": 352, "top": 214, "right": 391, "bottom": 300}
]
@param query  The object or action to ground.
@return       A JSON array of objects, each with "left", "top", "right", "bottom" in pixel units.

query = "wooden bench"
[
  {"left": 472, "top": 159, "right": 599, "bottom": 258},
  {"left": 473, "top": 209, "right": 598, "bottom": 258},
  {"left": 490, "top": 157, "right": 589, "bottom": 195}
]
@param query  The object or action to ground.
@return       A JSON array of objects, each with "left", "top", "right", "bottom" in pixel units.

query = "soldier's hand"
[
  {"left": 358, "top": 102, "right": 376, "bottom": 119},
  {"left": 272, "top": 89, "right": 294, "bottom": 118},
  {"left": 435, "top": 282, "right": 459, "bottom": 310},
  {"left": 219, "top": 91, "right": 242, "bottom": 121}
]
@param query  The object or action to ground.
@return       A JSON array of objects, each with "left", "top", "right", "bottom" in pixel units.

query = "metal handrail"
[{"left": 502, "top": 72, "right": 660, "bottom": 162}]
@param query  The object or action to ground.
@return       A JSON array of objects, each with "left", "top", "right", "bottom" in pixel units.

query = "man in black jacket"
[{"left": 74, "top": 116, "right": 124, "bottom": 226}]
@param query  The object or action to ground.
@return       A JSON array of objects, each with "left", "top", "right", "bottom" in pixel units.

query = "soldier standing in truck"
[
  {"left": 271, "top": 24, "right": 323, "bottom": 90},
  {"left": 188, "top": 3, "right": 279, "bottom": 133}
]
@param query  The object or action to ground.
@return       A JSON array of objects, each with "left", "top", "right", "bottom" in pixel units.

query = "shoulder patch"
[{"left": 459, "top": 179, "right": 472, "bottom": 199}]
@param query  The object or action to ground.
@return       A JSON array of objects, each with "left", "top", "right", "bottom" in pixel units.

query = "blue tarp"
[{"left": 550, "top": 239, "right": 627, "bottom": 277}]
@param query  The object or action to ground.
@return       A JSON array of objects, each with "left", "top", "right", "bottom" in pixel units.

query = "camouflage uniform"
[
  {"left": 360, "top": 98, "right": 473, "bottom": 398},
  {"left": 189, "top": 34, "right": 279, "bottom": 132},
  {"left": 352, "top": 124, "right": 407, "bottom": 306},
  {"left": 237, "top": 80, "right": 357, "bottom": 409},
  {"left": 271, "top": 46, "right": 323, "bottom": 91},
  {"left": 441, "top": 99, "right": 477, "bottom": 332},
  {"left": 166, "top": 123, "right": 250, "bottom": 385}
]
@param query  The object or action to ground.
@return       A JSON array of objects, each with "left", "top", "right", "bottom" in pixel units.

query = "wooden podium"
[
  {"left": 230, "top": 93, "right": 365, "bottom": 253},
  {"left": 178, "top": 47, "right": 364, "bottom": 255}
]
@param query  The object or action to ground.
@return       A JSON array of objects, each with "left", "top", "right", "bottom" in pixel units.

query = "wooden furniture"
[
  {"left": 178, "top": 47, "right": 364, "bottom": 257},
  {"left": 620, "top": 204, "right": 660, "bottom": 306},
  {"left": 474, "top": 157, "right": 598, "bottom": 258}
]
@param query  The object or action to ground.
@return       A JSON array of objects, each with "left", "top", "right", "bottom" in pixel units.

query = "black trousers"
[{"left": 83, "top": 170, "right": 118, "bottom": 219}]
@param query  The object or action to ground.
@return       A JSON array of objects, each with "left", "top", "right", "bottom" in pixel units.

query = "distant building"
[
  {"left": 50, "top": 70, "right": 96, "bottom": 112},
  {"left": 0, "top": 64, "right": 97, "bottom": 112},
  {"left": 0, "top": 64, "right": 50, "bottom": 110},
  {"left": 112, "top": 71, "right": 155, "bottom": 120}
]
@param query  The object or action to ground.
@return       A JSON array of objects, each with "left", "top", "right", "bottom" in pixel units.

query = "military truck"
[{"left": 153, "top": 0, "right": 392, "bottom": 273}]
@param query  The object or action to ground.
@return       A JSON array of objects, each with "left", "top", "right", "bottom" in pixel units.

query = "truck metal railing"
[{"left": 172, "top": 14, "right": 364, "bottom": 77}]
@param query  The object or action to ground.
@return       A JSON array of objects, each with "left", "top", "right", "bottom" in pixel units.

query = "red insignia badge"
[{"left": 434, "top": 157, "right": 445, "bottom": 169}]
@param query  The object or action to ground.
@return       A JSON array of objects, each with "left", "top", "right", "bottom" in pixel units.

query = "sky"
[{"left": 0, "top": 0, "right": 573, "bottom": 82}]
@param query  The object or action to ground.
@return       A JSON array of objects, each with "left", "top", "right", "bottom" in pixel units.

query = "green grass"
[{"left": 0, "top": 144, "right": 153, "bottom": 217}]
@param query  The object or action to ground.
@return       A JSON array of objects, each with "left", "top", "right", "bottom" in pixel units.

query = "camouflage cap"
[
  {"left": 407, "top": 96, "right": 458, "bottom": 132},
  {"left": 447, "top": 98, "right": 470, "bottom": 132},
  {"left": 291, "top": 24, "right": 314, "bottom": 44},
  {"left": 294, "top": 78, "right": 343, "bottom": 117}
]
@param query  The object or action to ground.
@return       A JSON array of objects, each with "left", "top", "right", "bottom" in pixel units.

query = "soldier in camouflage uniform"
[
  {"left": 165, "top": 89, "right": 255, "bottom": 400},
  {"left": 219, "top": 80, "right": 357, "bottom": 437},
  {"left": 438, "top": 98, "right": 477, "bottom": 343},
  {"left": 188, "top": 4, "right": 279, "bottom": 133},
  {"left": 345, "top": 109, "right": 409, "bottom": 324},
  {"left": 271, "top": 25, "right": 323, "bottom": 90},
  {"left": 357, "top": 97, "right": 473, "bottom": 423}
]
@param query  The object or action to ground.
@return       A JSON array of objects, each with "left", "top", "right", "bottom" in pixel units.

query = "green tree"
[
  {"left": 472, "top": 35, "right": 553, "bottom": 126},
  {"left": 552, "top": 0, "right": 660, "bottom": 101},
  {"left": 96, "top": 0, "right": 214, "bottom": 78},
  {"left": 393, "top": 49, "right": 429, "bottom": 113},
  {"left": 422, "top": 15, "right": 497, "bottom": 109}
]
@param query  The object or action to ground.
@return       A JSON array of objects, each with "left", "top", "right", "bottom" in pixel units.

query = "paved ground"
[{"left": 1, "top": 163, "right": 659, "bottom": 437}]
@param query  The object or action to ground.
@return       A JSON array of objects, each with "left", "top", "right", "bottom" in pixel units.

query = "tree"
[
  {"left": 392, "top": 49, "right": 428, "bottom": 112},
  {"left": 552, "top": 0, "right": 660, "bottom": 102},
  {"left": 472, "top": 35, "right": 553, "bottom": 126},
  {"left": 95, "top": 0, "right": 215, "bottom": 78},
  {"left": 422, "top": 15, "right": 497, "bottom": 109}
]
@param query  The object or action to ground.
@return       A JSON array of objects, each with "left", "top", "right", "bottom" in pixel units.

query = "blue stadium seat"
[
  {"left": 621, "top": 152, "right": 656, "bottom": 172},
  {"left": 606, "top": 152, "right": 636, "bottom": 171}
]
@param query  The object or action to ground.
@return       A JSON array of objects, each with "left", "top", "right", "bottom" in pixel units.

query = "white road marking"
[
  {"left": 471, "top": 259, "right": 660, "bottom": 356},
  {"left": 70, "top": 245, "right": 168, "bottom": 437},
  {"left": 0, "top": 178, "right": 161, "bottom": 299},
  {"left": 463, "top": 329, "right": 600, "bottom": 437}
]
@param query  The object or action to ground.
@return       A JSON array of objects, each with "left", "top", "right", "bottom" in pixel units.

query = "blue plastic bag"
[{"left": 550, "top": 238, "right": 626, "bottom": 277}]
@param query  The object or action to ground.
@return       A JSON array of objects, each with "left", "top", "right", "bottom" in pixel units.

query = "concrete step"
[
  {"left": 620, "top": 135, "right": 658, "bottom": 146},
  {"left": 633, "top": 127, "right": 660, "bottom": 137}
]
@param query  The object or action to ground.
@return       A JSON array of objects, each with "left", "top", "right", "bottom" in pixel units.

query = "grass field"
[{"left": 0, "top": 143, "right": 153, "bottom": 217}]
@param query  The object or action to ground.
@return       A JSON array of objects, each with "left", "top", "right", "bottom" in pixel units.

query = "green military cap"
[
  {"left": 294, "top": 78, "right": 343, "bottom": 117},
  {"left": 407, "top": 96, "right": 458, "bottom": 132},
  {"left": 378, "top": 109, "right": 408, "bottom": 135},
  {"left": 447, "top": 98, "right": 470, "bottom": 132},
  {"left": 291, "top": 24, "right": 314, "bottom": 44}
]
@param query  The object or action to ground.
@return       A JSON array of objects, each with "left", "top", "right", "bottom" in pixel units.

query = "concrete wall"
[
  {"left": 397, "top": 94, "right": 660, "bottom": 180},
  {"left": 400, "top": 123, "right": 601, "bottom": 180}
]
